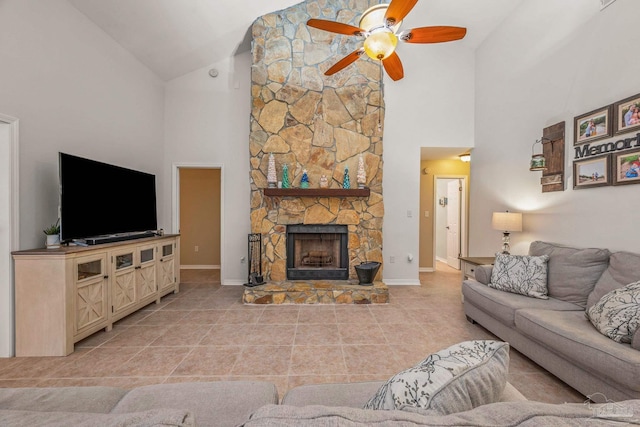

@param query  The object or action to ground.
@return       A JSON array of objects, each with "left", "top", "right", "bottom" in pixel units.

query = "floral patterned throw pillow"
[
  {"left": 363, "top": 340, "right": 509, "bottom": 415},
  {"left": 489, "top": 254, "right": 549, "bottom": 299},
  {"left": 586, "top": 281, "right": 640, "bottom": 343}
]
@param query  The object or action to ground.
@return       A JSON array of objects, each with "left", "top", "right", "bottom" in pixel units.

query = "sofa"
[
  {"left": 3, "top": 379, "right": 639, "bottom": 426},
  {"left": 463, "top": 240, "right": 640, "bottom": 402}
]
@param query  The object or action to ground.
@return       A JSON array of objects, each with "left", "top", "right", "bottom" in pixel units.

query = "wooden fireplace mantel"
[{"left": 263, "top": 188, "right": 370, "bottom": 197}]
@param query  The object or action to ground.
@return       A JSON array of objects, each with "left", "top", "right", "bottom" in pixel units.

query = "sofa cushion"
[
  {"left": 515, "top": 309, "right": 640, "bottom": 392},
  {"left": 588, "top": 251, "right": 640, "bottom": 310},
  {"left": 111, "top": 381, "right": 278, "bottom": 427},
  {"left": 0, "top": 386, "right": 126, "bottom": 413},
  {"left": 283, "top": 381, "right": 384, "bottom": 408},
  {"left": 489, "top": 254, "right": 549, "bottom": 299},
  {"left": 363, "top": 340, "right": 509, "bottom": 415},
  {"left": 0, "top": 408, "right": 194, "bottom": 427},
  {"left": 462, "top": 280, "right": 583, "bottom": 327},
  {"left": 529, "top": 241, "right": 610, "bottom": 308},
  {"left": 586, "top": 281, "right": 640, "bottom": 343},
  {"left": 244, "top": 401, "right": 640, "bottom": 426}
]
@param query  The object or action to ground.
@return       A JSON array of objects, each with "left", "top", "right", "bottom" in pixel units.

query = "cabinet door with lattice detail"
[
  {"left": 136, "top": 244, "right": 157, "bottom": 304},
  {"left": 159, "top": 242, "right": 176, "bottom": 291},
  {"left": 74, "top": 254, "right": 108, "bottom": 335},
  {"left": 111, "top": 249, "right": 137, "bottom": 316}
]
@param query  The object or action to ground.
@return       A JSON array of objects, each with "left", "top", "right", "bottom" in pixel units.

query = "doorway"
[
  {"left": 0, "top": 114, "right": 19, "bottom": 357},
  {"left": 172, "top": 164, "right": 223, "bottom": 282},
  {"left": 434, "top": 175, "right": 467, "bottom": 271}
]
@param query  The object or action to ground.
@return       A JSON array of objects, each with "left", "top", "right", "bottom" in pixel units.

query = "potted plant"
[{"left": 43, "top": 219, "right": 60, "bottom": 248}]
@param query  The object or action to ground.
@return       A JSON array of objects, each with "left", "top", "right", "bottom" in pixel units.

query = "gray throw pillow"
[
  {"left": 489, "top": 253, "right": 549, "bottom": 299},
  {"left": 363, "top": 340, "right": 509, "bottom": 415},
  {"left": 529, "top": 241, "right": 610, "bottom": 308},
  {"left": 587, "top": 251, "right": 640, "bottom": 310},
  {"left": 586, "top": 281, "right": 640, "bottom": 344},
  {"left": 633, "top": 328, "right": 640, "bottom": 351}
]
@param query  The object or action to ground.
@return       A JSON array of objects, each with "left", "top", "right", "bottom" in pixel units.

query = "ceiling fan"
[{"left": 307, "top": 0, "right": 467, "bottom": 81}]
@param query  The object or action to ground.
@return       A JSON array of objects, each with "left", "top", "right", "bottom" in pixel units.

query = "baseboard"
[
  {"left": 383, "top": 279, "right": 421, "bottom": 286},
  {"left": 419, "top": 267, "right": 434, "bottom": 273},
  {"left": 222, "top": 279, "right": 245, "bottom": 286},
  {"left": 180, "top": 265, "right": 220, "bottom": 270},
  {"left": 435, "top": 256, "right": 447, "bottom": 263}
]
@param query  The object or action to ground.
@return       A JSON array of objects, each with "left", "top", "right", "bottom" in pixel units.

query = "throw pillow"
[
  {"left": 529, "top": 241, "right": 610, "bottom": 308},
  {"left": 363, "top": 340, "right": 509, "bottom": 415},
  {"left": 488, "top": 253, "right": 549, "bottom": 299},
  {"left": 586, "top": 281, "right": 640, "bottom": 344}
]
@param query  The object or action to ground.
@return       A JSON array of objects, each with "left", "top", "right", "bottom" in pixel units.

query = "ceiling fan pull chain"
[{"left": 378, "top": 60, "right": 383, "bottom": 132}]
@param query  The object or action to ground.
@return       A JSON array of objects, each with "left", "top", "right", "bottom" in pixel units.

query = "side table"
[{"left": 459, "top": 256, "right": 495, "bottom": 281}]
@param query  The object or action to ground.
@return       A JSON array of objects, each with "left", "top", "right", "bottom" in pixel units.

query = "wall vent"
[{"left": 600, "top": 0, "right": 617, "bottom": 10}]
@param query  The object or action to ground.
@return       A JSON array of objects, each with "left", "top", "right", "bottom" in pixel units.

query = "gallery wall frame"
[
  {"left": 612, "top": 149, "right": 640, "bottom": 186},
  {"left": 574, "top": 105, "right": 612, "bottom": 145},
  {"left": 613, "top": 93, "right": 640, "bottom": 135},
  {"left": 573, "top": 154, "right": 611, "bottom": 189}
]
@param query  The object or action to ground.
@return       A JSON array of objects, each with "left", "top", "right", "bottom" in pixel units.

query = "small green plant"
[{"left": 43, "top": 219, "right": 60, "bottom": 235}]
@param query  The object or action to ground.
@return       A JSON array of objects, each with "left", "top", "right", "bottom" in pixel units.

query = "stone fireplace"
[{"left": 248, "top": 0, "right": 385, "bottom": 284}]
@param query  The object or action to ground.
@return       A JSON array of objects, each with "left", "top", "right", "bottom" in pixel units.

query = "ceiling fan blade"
[
  {"left": 325, "top": 48, "right": 365, "bottom": 75},
  {"left": 400, "top": 26, "right": 467, "bottom": 44},
  {"left": 307, "top": 19, "right": 364, "bottom": 36},
  {"left": 383, "top": 52, "right": 404, "bottom": 81},
  {"left": 384, "top": 0, "right": 418, "bottom": 25}
]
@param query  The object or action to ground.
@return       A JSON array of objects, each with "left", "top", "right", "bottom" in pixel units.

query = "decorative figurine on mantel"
[
  {"left": 343, "top": 166, "right": 351, "bottom": 189},
  {"left": 357, "top": 154, "right": 366, "bottom": 189},
  {"left": 319, "top": 174, "right": 329, "bottom": 188},
  {"left": 281, "top": 163, "right": 290, "bottom": 188},
  {"left": 267, "top": 153, "right": 277, "bottom": 188},
  {"left": 300, "top": 169, "right": 310, "bottom": 188}
]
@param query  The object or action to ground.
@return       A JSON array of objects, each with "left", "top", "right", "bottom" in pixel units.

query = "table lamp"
[{"left": 492, "top": 211, "right": 522, "bottom": 254}]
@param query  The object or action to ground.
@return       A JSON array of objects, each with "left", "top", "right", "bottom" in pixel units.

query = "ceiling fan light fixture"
[
  {"left": 364, "top": 30, "right": 398, "bottom": 60},
  {"left": 359, "top": 5, "right": 402, "bottom": 33}
]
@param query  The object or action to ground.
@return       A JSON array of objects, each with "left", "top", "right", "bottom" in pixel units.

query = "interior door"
[{"left": 446, "top": 180, "right": 461, "bottom": 269}]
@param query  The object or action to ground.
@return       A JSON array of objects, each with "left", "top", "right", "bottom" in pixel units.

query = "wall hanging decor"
[
  {"left": 573, "top": 155, "right": 611, "bottom": 189},
  {"left": 612, "top": 150, "right": 640, "bottom": 185},
  {"left": 574, "top": 105, "right": 612, "bottom": 145},
  {"left": 613, "top": 92, "right": 640, "bottom": 135}
]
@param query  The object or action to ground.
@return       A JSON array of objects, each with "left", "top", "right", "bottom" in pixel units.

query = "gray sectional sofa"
[
  {"left": 463, "top": 241, "right": 640, "bottom": 402},
  {"left": 3, "top": 379, "right": 640, "bottom": 426}
]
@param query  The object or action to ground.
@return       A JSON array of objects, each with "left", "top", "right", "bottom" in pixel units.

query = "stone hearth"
[{"left": 243, "top": 280, "right": 388, "bottom": 305}]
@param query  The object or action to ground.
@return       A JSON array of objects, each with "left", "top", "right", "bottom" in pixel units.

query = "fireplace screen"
[{"left": 286, "top": 224, "right": 348, "bottom": 280}]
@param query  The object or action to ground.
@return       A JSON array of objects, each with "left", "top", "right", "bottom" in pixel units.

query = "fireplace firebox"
[{"left": 286, "top": 224, "right": 348, "bottom": 280}]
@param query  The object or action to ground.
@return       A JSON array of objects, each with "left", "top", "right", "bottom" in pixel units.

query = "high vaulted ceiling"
[{"left": 68, "top": 0, "right": 523, "bottom": 82}]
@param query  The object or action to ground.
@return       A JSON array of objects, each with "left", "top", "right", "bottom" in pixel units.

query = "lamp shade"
[{"left": 492, "top": 212, "right": 522, "bottom": 232}]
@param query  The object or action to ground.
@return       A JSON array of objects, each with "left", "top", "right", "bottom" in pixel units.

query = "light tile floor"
[{"left": 0, "top": 264, "right": 585, "bottom": 403}]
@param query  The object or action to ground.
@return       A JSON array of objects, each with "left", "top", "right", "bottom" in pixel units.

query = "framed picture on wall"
[
  {"left": 573, "top": 155, "right": 610, "bottom": 189},
  {"left": 574, "top": 105, "right": 612, "bottom": 145},
  {"left": 613, "top": 93, "right": 640, "bottom": 135},
  {"left": 613, "top": 150, "right": 640, "bottom": 185}
]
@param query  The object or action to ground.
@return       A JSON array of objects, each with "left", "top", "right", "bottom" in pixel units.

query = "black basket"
[{"left": 354, "top": 261, "right": 381, "bottom": 285}]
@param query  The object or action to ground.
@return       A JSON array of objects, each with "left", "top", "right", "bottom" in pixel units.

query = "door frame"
[
  {"left": 172, "top": 163, "right": 224, "bottom": 282},
  {"left": 433, "top": 175, "right": 467, "bottom": 270},
  {"left": 0, "top": 113, "right": 19, "bottom": 357}
]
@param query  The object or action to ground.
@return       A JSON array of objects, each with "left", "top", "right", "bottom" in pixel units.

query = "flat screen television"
[{"left": 59, "top": 152, "right": 157, "bottom": 243}]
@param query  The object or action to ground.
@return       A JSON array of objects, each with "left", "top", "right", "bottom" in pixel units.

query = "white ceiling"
[{"left": 68, "top": 0, "right": 523, "bottom": 82}]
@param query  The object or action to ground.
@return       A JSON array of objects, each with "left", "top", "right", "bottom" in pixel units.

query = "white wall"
[
  {"left": 382, "top": 44, "right": 475, "bottom": 284},
  {"left": 163, "top": 54, "right": 251, "bottom": 285},
  {"left": 471, "top": 0, "right": 640, "bottom": 256},
  {"left": 0, "top": 0, "right": 166, "bottom": 250}
]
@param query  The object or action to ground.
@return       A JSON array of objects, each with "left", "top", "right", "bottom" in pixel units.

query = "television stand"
[{"left": 84, "top": 231, "right": 156, "bottom": 245}]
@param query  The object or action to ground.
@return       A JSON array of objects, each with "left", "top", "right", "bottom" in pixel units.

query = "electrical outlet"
[
  {"left": 194, "top": 245, "right": 199, "bottom": 252},
  {"left": 406, "top": 210, "right": 412, "bottom": 218},
  {"left": 389, "top": 256, "right": 395, "bottom": 263},
  {"left": 240, "top": 256, "right": 246, "bottom": 263}
]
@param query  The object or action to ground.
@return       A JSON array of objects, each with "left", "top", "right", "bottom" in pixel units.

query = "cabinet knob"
[
  {"left": 103, "top": 275, "right": 109, "bottom": 279},
  {"left": 135, "top": 266, "right": 141, "bottom": 270}
]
